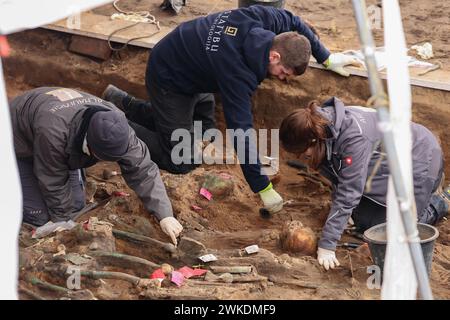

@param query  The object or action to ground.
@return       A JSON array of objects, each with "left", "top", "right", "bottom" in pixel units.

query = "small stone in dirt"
[
  {"left": 66, "top": 289, "right": 97, "bottom": 300},
  {"left": 103, "top": 169, "right": 118, "bottom": 180},
  {"left": 354, "top": 243, "right": 372, "bottom": 260},
  {"left": 278, "top": 253, "right": 292, "bottom": 264},
  {"left": 108, "top": 214, "right": 118, "bottom": 221},
  {"left": 269, "top": 231, "right": 279, "bottom": 240},
  {"left": 130, "top": 215, "right": 159, "bottom": 237},
  {"left": 219, "top": 273, "right": 234, "bottom": 283},
  {"left": 137, "top": 278, "right": 161, "bottom": 289},
  {"left": 161, "top": 278, "right": 172, "bottom": 288},
  {"left": 178, "top": 237, "right": 207, "bottom": 257},
  {"left": 53, "top": 244, "right": 66, "bottom": 257},
  {"left": 85, "top": 180, "right": 97, "bottom": 203},
  {"left": 19, "top": 248, "right": 44, "bottom": 269},
  {"left": 89, "top": 242, "right": 99, "bottom": 250},
  {"left": 204, "top": 271, "right": 219, "bottom": 281},
  {"left": 201, "top": 172, "right": 235, "bottom": 200},
  {"left": 66, "top": 253, "right": 93, "bottom": 266}
]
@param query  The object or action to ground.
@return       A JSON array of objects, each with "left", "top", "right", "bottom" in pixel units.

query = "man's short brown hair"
[{"left": 271, "top": 32, "right": 311, "bottom": 75}]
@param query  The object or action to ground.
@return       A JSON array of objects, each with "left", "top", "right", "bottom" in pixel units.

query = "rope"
[
  {"left": 366, "top": 92, "right": 389, "bottom": 109},
  {"left": 107, "top": 0, "right": 161, "bottom": 51},
  {"left": 113, "top": 0, "right": 153, "bottom": 19},
  {"left": 418, "top": 61, "right": 442, "bottom": 76}
]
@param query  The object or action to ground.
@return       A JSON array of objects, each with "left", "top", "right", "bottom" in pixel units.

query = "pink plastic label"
[
  {"left": 199, "top": 188, "right": 212, "bottom": 201},
  {"left": 170, "top": 271, "right": 185, "bottom": 287},
  {"left": 191, "top": 205, "right": 203, "bottom": 212},
  {"left": 178, "top": 266, "right": 194, "bottom": 278},
  {"left": 113, "top": 191, "right": 130, "bottom": 197},
  {"left": 191, "top": 268, "right": 208, "bottom": 277},
  {"left": 178, "top": 266, "right": 207, "bottom": 279}
]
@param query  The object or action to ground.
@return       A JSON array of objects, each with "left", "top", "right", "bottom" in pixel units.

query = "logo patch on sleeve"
[
  {"left": 344, "top": 156, "right": 353, "bottom": 166},
  {"left": 224, "top": 26, "right": 238, "bottom": 36},
  {"left": 46, "top": 88, "right": 82, "bottom": 101}
]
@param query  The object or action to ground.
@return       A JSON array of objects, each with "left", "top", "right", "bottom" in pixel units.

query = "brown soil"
[
  {"left": 95, "top": 0, "right": 449, "bottom": 71},
  {"left": 5, "top": 0, "right": 450, "bottom": 300}
]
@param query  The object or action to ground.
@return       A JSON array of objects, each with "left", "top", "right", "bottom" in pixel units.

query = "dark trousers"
[
  {"left": 124, "top": 81, "right": 216, "bottom": 174},
  {"left": 352, "top": 174, "right": 448, "bottom": 233},
  {"left": 18, "top": 158, "right": 86, "bottom": 226}
]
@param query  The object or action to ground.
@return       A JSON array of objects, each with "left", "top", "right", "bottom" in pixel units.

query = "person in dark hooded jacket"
[
  {"left": 10, "top": 87, "right": 183, "bottom": 245},
  {"left": 280, "top": 97, "right": 449, "bottom": 270},
  {"left": 102, "top": 5, "right": 359, "bottom": 215}
]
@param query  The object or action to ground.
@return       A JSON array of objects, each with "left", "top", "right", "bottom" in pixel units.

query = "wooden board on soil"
[
  {"left": 43, "top": 11, "right": 172, "bottom": 49},
  {"left": 309, "top": 61, "right": 450, "bottom": 92}
]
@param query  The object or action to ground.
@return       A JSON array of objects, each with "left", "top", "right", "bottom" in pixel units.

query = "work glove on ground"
[
  {"left": 259, "top": 183, "right": 283, "bottom": 213},
  {"left": 324, "top": 53, "right": 362, "bottom": 77},
  {"left": 317, "top": 247, "right": 340, "bottom": 270},
  {"left": 160, "top": 217, "right": 183, "bottom": 246}
]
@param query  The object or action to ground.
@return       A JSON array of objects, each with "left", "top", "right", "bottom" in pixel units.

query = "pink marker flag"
[
  {"left": 178, "top": 266, "right": 207, "bottom": 279},
  {"left": 170, "top": 271, "right": 185, "bottom": 287},
  {"left": 199, "top": 187, "right": 212, "bottom": 201}
]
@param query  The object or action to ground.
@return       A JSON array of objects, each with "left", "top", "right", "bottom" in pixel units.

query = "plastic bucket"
[
  {"left": 363, "top": 222, "right": 439, "bottom": 276},
  {"left": 238, "top": 0, "right": 285, "bottom": 9}
]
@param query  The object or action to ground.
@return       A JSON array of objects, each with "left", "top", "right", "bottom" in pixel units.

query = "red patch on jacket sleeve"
[{"left": 344, "top": 156, "right": 353, "bottom": 166}]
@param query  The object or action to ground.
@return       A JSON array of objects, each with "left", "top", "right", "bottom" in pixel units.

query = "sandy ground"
[
  {"left": 93, "top": 0, "right": 450, "bottom": 71},
  {"left": 4, "top": 0, "right": 450, "bottom": 300}
]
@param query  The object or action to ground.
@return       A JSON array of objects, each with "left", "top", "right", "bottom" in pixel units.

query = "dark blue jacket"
[{"left": 147, "top": 5, "right": 330, "bottom": 192}]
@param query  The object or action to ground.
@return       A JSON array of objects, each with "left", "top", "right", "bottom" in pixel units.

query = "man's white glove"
[
  {"left": 160, "top": 217, "right": 183, "bottom": 246},
  {"left": 324, "top": 53, "right": 362, "bottom": 77},
  {"left": 317, "top": 247, "right": 340, "bottom": 270},
  {"left": 259, "top": 183, "right": 283, "bottom": 213}
]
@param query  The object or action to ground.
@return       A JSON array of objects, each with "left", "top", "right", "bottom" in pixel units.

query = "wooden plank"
[
  {"left": 69, "top": 35, "right": 112, "bottom": 60},
  {"left": 309, "top": 61, "right": 450, "bottom": 92},
  {"left": 43, "top": 11, "right": 172, "bottom": 49}
]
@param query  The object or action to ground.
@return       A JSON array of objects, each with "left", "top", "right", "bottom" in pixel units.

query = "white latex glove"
[
  {"left": 159, "top": 217, "right": 183, "bottom": 246},
  {"left": 324, "top": 53, "right": 362, "bottom": 77},
  {"left": 317, "top": 247, "right": 340, "bottom": 270},
  {"left": 259, "top": 183, "right": 283, "bottom": 213}
]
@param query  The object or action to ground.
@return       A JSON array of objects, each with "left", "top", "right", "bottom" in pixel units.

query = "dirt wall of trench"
[{"left": 5, "top": 29, "right": 450, "bottom": 181}]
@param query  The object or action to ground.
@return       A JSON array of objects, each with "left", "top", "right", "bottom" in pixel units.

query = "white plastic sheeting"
[
  {"left": 381, "top": 0, "right": 417, "bottom": 299},
  {"left": 0, "top": 0, "right": 112, "bottom": 300},
  {"left": 0, "top": 0, "right": 112, "bottom": 34}
]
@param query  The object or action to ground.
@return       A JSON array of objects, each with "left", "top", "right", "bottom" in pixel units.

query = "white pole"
[
  {"left": 0, "top": 59, "right": 22, "bottom": 300},
  {"left": 381, "top": 0, "right": 418, "bottom": 299},
  {"left": 351, "top": 0, "right": 432, "bottom": 299}
]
